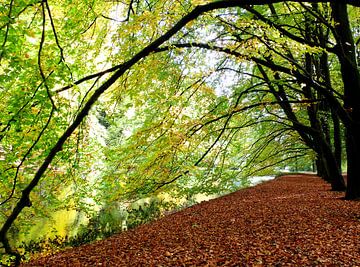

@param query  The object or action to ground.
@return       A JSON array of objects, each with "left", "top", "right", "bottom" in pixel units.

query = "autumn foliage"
[{"left": 23, "top": 174, "right": 360, "bottom": 266}]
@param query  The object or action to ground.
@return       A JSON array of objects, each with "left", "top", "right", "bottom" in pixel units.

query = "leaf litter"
[{"left": 22, "top": 174, "right": 360, "bottom": 266}]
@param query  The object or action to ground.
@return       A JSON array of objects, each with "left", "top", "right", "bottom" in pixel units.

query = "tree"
[
  {"left": 159, "top": 2, "right": 357, "bottom": 193},
  {"left": 330, "top": 3, "right": 360, "bottom": 199}
]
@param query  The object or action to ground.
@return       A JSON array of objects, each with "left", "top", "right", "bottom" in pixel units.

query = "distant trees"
[{"left": 157, "top": 2, "right": 354, "bottom": 192}]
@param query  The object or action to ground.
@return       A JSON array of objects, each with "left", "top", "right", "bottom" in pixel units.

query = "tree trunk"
[
  {"left": 302, "top": 26, "right": 344, "bottom": 189},
  {"left": 332, "top": 109, "right": 342, "bottom": 171},
  {"left": 258, "top": 64, "right": 345, "bottom": 190},
  {"left": 332, "top": 3, "right": 360, "bottom": 199},
  {"left": 317, "top": 135, "right": 346, "bottom": 190},
  {"left": 316, "top": 156, "right": 329, "bottom": 181},
  {"left": 318, "top": 42, "right": 343, "bottom": 173}
]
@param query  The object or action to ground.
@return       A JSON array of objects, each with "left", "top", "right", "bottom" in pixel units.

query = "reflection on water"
[
  {"left": 17, "top": 209, "right": 85, "bottom": 245},
  {"left": 19, "top": 175, "right": 275, "bottom": 247}
]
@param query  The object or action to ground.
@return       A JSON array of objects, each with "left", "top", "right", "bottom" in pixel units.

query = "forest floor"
[{"left": 23, "top": 174, "right": 360, "bottom": 266}]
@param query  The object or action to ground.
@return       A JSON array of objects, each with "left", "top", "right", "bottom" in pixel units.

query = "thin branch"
[
  {"left": 0, "top": 0, "right": 42, "bottom": 30},
  {"left": 39, "top": 1, "right": 56, "bottom": 110},
  {"left": 244, "top": 5, "right": 335, "bottom": 52},
  {"left": 155, "top": 42, "right": 352, "bottom": 126},
  {"left": 81, "top": 17, "right": 97, "bottom": 34},
  {"left": 44, "top": 1, "right": 64, "bottom": 62},
  {"left": 247, "top": 153, "right": 308, "bottom": 177},
  {"left": 54, "top": 64, "right": 123, "bottom": 93},
  {"left": 0, "top": 106, "right": 55, "bottom": 206},
  {"left": 44, "top": 0, "right": 73, "bottom": 81},
  {"left": 193, "top": 102, "right": 234, "bottom": 167},
  {"left": 298, "top": 2, "right": 336, "bottom": 38},
  {"left": 0, "top": 0, "right": 14, "bottom": 63},
  {"left": 193, "top": 99, "right": 321, "bottom": 138}
]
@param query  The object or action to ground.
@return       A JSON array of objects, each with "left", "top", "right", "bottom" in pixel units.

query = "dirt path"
[{"left": 23, "top": 174, "right": 360, "bottom": 266}]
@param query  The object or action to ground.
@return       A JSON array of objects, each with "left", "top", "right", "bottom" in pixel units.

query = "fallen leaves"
[{"left": 23, "top": 174, "right": 360, "bottom": 266}]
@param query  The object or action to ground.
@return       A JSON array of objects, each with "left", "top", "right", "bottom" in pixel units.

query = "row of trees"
[{"left": 0, "top": 0, "right": 359, "bottom": 264}]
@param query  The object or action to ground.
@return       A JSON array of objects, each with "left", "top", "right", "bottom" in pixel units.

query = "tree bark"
[
  {"left": 319, "top": 51, "right": 343, "bottom": 173},
  {"left": 331, "top": 3, "right": 360, "bottom": 199},
  {"left": 301, "top": 16, "right": 345, "bottom": 189},
  {"left": 332, "top": 109, "right": 342, "bottom": 170}
]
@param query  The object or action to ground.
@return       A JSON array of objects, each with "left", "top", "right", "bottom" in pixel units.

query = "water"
[
  {"left": 17, "top": 175, "right": 276, "bottom": 249},
  {"left": 249, "top": 175, "right": 275, "bottom": 186}
]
